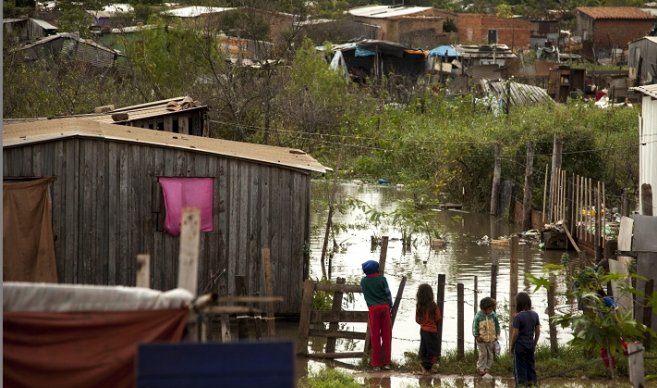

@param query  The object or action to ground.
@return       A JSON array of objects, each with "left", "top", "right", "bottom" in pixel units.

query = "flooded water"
[{"left": 307, "top": 180, "right": 574, "bottom": 364}]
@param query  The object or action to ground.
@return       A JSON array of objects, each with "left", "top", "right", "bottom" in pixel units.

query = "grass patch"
[
  {"left": 298, "top": 367, "right": 361, "bottom": 388},
  {"left": 396, "top": 344, "right": 657, "bottom": 381}
]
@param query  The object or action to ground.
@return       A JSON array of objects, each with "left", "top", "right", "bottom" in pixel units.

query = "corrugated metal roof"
[
  {"left": 161, "top": 6, "right": 233, "bottom": 18},
  {"left": 348, "top": 5, "right": 432, "bottom": 18},
  {"left": 482, "top": 80, "right": 552, "bottom": 106},
  {"left": 631, "top": 84, "right": 657, "bottom": 98},
  {"left": 576, "top": 7, "right": 654, "bottom": 20},
  {"left": 3, "top": 118, "right": 329, "bottom": 173},
  {"left": 16, "top": 32, "right": 119, "bottom": 55},
  {"left": 30, "top": 18, "right": 57, "bottom": 30}
]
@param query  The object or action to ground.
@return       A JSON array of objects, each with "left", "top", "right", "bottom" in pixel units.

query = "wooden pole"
[
  {"left": 178, "top": 208, "right": 200, "bottom": 295},
  {"left": 437, "top": 274, "right": 446, "bottom": 361},
  {"left": 542, "top": 164, "right": 548, "bottom": 224},
  {"left": 509, "top": 236, "right": 519, "bottom": 350},
  {"left": 643, "top": 279, "right": 654, "bottom": 352},
  {"left": 595, "top": 181, "right": 602, "bottom": 262},
  {"left": 548, "top": 275, "right": 558, "bottom": 355},
  {"left": 641, "top": 183, "right": 653, "bottom": 216},
  {"left": 457, "top": 282, "right": 465, "bottom": 360},
  {"left": 235, "top": 275, "right": 250, "bottom": 340},
  {"left": 218, "top": 281, "right": 231, "bottom": 342},
  {"left": 391, "top": 276, "right": 407, "bottom": 328},
  {"left": 297, "top": 280, "right": 317, "bottom": 355},
  {"left": 627, "top": 342, "right": 645, "bottom": 388},
  {"left": 490, "top": 143, "right": 501, "bottom": 216},
  {"left": 548, "top": 136, "right": 563, "bottom": 224},
  {"left": 379, "top": 236, "right": 389, "bottom": 274},
  {"left": 326, "top": 277, "right": 346, "bottom": 353},
  {"left": 261, "top": 247, "right": 276, "bottom": 336},
  {"left": 474, "top": 275, "right": 479, "bottom": 315},
  {"left": 491, "top": 260, "right": 498, "bottom": 300},
  {"left": 136, "top": 254, "right": 150, "bottom": 288},
  {"left": 522, "top": 142, "right": 535, "bottom": 230}
]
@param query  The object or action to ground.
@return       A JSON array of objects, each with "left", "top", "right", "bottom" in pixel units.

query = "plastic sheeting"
[{"left": 4, "top": 282, "right": 193, "bottom": 312}]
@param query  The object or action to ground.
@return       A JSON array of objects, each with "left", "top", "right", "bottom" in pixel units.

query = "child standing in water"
[
  {"left": 510, "top": 292, "right": 541, "bottom": 387},
  {"left": 415, "top": 283, "right": 442, "bottom": 374},
  {"left": 472, "top": 297, "right": 500, "bottom": 376},
  {"left": 361, "top": 260, "right": 393, "bottom": 371}
]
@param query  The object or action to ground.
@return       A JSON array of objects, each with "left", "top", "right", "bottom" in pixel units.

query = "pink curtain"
[{"left": 159, "top": 177, "right": 214, "bottom": 236}]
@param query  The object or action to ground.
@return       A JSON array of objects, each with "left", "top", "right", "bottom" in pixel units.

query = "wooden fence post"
[
  {"left": 326, "top": 278, "right": 346, "bottom": 353},
  {"left": 509, "top": 236, "right": 519, "bottom": 350},
  {"left": 457, "top": 283, "right": 465, "bottom": 360},
  {"left": 136, "top": 254, "right": 150, "bottom": 288},
  {"left": 522, "top": 142, "right": 535, "bottom": 230},
  {"left": 261, "top": 248, "right": 276, "bottom": 336},
  {"left": 379, "top": 236, "right": 389, "bottom": 274},
  {"left": 297, "top": 280, "right": 317, "bottom": 355},
  {"left": 235, "top": 276, "right": 249, "bottom": 340},
  {"left": 491, "top": 261, "right": 498, "bottom": 301},
  {"left": 490, "top": 143, "right": 501, "bottom": 216},
  {"left": 474, "top": 276, "right": 479, "bottom": 315},
  {"left": 437, "top": 274, "right": 446, "bottom": 361},
  {"left": 643, "top": 279, "right": 654, "bottom": 352},
  {"left": 641, "top": 183, "right": 653, "bottom": 216},
  {"left": 628, "top": 342, "right": 645, "bottom": 388},
  {"left": 178, "top": 208, "right": 200, "bottom": 295},
  {"left": 548, "top": 275, "right": 558, "bottom": 355}
]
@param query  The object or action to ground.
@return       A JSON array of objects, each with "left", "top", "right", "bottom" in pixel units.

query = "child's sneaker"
[
  {"left": 382, "top": 365, "right": 391, "bottom": 371},
  {"left": 372, "top": 366, "right": 381, "bottom": 371}
]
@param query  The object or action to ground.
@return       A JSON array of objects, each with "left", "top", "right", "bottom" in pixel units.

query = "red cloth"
[
  {"left": 159, "top": 177, "right": 214, "bottom": 236},
  {"left": 4, "top": 308, "right": 188, "bottom": 388},
  {"left": 368, "top": 304, "right": 392, "bottom": 367}
]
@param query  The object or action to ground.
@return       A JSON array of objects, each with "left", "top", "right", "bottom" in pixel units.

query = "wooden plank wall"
[{"left": 3, "top": 138, "right": 311, "bottom": 314}]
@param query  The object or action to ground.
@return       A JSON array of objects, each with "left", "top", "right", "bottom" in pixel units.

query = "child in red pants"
[{"left": 361, "top": 260, "right": 393, "bottom": 371}]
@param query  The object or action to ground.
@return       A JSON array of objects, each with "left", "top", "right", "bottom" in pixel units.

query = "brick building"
[
  {"left": 456, "top": 13, "right": 532, "bottom": 49},
  {"left": 348, "top": 5, "right": 448, "bottom": 49},
  {"left": 575, "top": 7, "right": 655, "bottom": 59}
]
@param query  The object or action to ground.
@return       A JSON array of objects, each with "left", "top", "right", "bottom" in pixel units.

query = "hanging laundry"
[{"left": 159, "top": 177, "right": 214, "bottom": 236}]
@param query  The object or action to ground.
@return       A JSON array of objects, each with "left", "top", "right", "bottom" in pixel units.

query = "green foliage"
[
  {"left": 298, "top": 367, "right": 361, "bottom": 388},
  {"left": 312, "top": 279, "right": 334, "bottom": 311},
  {"left": 527, "top": 264, "right": 656, "bottom": 367}
]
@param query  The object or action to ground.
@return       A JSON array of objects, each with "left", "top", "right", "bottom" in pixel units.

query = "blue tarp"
[
  {"left": 355, "top": 47, "right": 376, "bottom": 57},
  {"left": 429, "top": 45, "right": 458, "bottom": 58}
]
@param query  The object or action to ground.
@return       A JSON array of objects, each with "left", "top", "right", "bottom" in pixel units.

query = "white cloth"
[{"left": 4, "top": 282, "right": 193, "bottom": 312}]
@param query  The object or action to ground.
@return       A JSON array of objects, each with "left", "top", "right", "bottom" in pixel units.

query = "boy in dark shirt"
[{"left": 361, "top": 260, "right": 393, "bottom": 371}]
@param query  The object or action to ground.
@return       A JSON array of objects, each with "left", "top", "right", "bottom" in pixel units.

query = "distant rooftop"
[
  {"left": 576, "top": 6, "right": 655, "bottom": 19},
  {"left": 348, "top": 5, "right": 432, "bottom": 18},
  {"left": 161, "top": 6, "right": 233, "bottom": 18}
]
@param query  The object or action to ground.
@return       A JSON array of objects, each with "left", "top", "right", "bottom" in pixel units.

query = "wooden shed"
[{"left": 3, "top": 118, "right": 329, "bottom": 315}]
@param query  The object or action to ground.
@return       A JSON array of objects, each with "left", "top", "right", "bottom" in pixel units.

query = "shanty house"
[
  {"left": 629, "top": 36, "right": 657, "bottom": 86},
  {"left": 3, "top": 17, "right": 58, "bottom": 44},
  {"left": 3, "top": 118, "right": 329, "bottom": 315},
  {"left": 348, "top": 5, "right": 447, "bottom": 49},
  {"left": 457, "top": 14, "right": 532, "bottom": 49},
  {"left": 87, "top": 96, "right": 210, "bottom": 137},
  {"left": 161, "top": 6, "right": 234, "bottom": 30},
  {"left": 575, "top": 7, "right": 655, "bottom": 60},
  {"left": 13, "top": 32, "right": 121, "bottom": 68}
]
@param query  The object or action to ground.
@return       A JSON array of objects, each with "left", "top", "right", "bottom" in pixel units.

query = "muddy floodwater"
[
  {"left": 296, "top": 180, "right": 609, "bottom": 387},
  {"left": 307, "top": 180, "right": 573, "bottom": 360}
]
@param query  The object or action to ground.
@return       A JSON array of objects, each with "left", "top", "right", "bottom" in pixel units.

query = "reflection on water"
[{"left": 309, "top": 181, "right": 575, "bottom": 364}]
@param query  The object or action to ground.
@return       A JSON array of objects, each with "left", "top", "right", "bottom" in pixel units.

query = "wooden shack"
[
  {"left": 87, "top": 96, "right": 210, "bottom": 137},
  {"left": 3, "top": 118, "right": 329, "bottom": 315}
]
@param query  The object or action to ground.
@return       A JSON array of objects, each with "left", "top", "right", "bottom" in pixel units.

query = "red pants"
[{"left": 368, "top": 304, "right": 392, "bottom": 367}]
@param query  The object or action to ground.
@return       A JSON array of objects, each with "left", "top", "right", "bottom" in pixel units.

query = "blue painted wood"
[{"left": 137, "top": 341, "right": 294, "bottom": 388}]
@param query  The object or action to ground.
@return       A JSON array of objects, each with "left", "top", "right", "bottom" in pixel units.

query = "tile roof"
[{"left": 576, "top": 7, "right": 654, "bottom": 20}]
